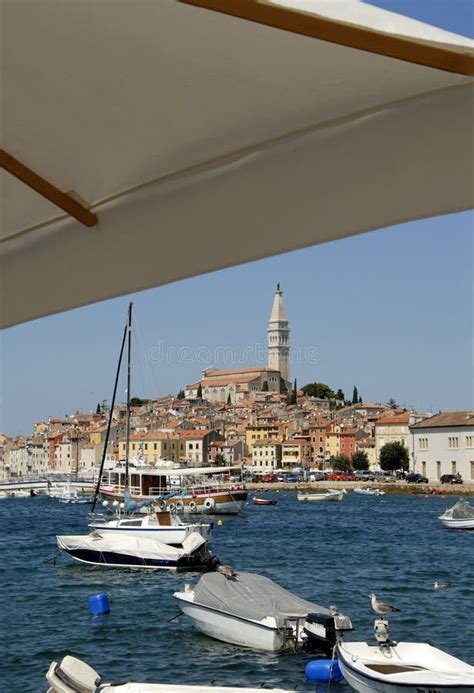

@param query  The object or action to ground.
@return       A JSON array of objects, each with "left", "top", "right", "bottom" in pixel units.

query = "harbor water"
[{"left": 1, "top": 492, "right": 473, "bottom": 691}]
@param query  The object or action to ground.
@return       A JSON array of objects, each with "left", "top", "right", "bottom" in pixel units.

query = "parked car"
[
  {"left": 354, "top": 470, "right": 376, "bottom": 481},
  {"left": 284, "top": 473, "right": 302, "bottom": 483},
  {"left": 440, "top": 474, "right": 463, "bottom": 485},
  {"left": 261, "top": 473, "right": 278, "bottom": 483},
  {"left": 406, "top": 473, "right": 429, "bottom": 483},
  {"left": 309, "top": 472, "right": 328, "bottom": 482},
  {"left": 328, "top": 473, "right": 355, "bottom": 481}
]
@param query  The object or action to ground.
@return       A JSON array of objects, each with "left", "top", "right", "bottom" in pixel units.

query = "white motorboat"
[
  {"left": 338, "top": 639, "right": 474, "bottom": 693},
  {"left": 353, "top": 488, "right": 385, "bottom": 496},
  {"left": 438, "top": 498, "right": 474, "bottom": 530},
  {"left": 56, "top": 530, "right": 217, "bottom": 571},
  {"left": 88, "top": 508, "right": 212, "bottom": 544},
  {"left": 46, "top": 655, "right": 294, "bottom": 692},
  {"left": 174, "top": 571, "right": 352, "bottom": 652},
  {"left": 297, "top": 489, "right": 345, "bottom": 502}
]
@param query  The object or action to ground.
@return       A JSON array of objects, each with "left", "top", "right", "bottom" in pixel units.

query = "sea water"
[{"left": 1, "top": 492, "right": 473, "bottom": 691}]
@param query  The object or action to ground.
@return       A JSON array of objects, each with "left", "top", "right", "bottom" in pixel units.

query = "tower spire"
[{"left": 267, "top": 284, "right": 290, "bottom": 385}]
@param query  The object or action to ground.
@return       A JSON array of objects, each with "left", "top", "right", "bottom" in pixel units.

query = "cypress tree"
[{"left": 352, "top": 386, "right": 358, "bottom": 404}]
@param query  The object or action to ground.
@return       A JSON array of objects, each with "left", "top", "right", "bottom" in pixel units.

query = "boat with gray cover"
[{"left": 174, "top": 571, "right": 352, "bottom": 652}]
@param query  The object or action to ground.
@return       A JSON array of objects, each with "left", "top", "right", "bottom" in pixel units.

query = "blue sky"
[{"left": 1, "top": 1, "right": 473, "bottom": 436}]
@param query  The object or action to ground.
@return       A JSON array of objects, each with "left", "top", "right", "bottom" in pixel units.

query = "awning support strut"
[{"left": 0, "top": 149, "right": 98, "bottom": 228}]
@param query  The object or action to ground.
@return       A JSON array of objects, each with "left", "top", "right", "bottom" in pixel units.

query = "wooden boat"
[
  {"left": 46, "top": 655, "right": 294, "bottom": 692},
  {"left": 297, "top": 489, "right": 344, "bottom": 502},
  {"left": 253, "top": 497, "right": 277, "bottom": 505}
]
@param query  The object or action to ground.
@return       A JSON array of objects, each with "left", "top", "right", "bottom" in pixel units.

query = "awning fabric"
[{"left": 1, "top": 0, "right": 473, "bottom": 328}]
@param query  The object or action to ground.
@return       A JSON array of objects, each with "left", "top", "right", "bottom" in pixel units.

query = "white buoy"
[
  {"left": 112, "top": 500, "right": 119, "bottom": 507},
  {"left": 102, "top": 500, "right": 109, "bottom": 507}
]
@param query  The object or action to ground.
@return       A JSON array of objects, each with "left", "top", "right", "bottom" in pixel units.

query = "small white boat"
[
  {"left": 46, "top": 655, "right": 294, "bottom": 692},
  {"left": 56, "top": 531, "right": 217, "bottom": 571},
  {"left": 438, "top": 498, "right": 474, "bottom": 530},
  {"left": 353, "top": 488, "right": 385, "bottom": 496},
  {"left": 297, "top": 489, "right": 345, "bottom": 502},
  {"left": 338, "top": 639, "right": 474, "bottom": 693},
  {"left": 88, "top": 509, "right": 212, "bottom": 544},
  {"left": 174, "top": 571, "right": 352, "bottom": 652}
]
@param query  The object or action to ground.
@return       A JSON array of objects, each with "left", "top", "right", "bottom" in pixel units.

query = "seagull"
[
  {"left": 433, "top": 581, "right": 451, "bottom": 589},
  {"left": 218, "top": 564, "right": 238, "bottom": 580},
  {"left": 369, "top": 593, "right": 400, "bottom": 614}
]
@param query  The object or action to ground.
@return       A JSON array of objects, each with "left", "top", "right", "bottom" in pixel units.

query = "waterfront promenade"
[{"left": 248, "top": 480, "right": 474, "bottom": 495}]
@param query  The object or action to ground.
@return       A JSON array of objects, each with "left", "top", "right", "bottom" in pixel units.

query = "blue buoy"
[
  {"left": 88, "top": 592, "right": 110, "bottom": 616},
  {"left": 305, "top": 659, "right": 343, "bottom": 683}
]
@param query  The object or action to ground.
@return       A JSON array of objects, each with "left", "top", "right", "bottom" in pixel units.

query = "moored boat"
[
  {"left": 174, "top": 570, "right": 352, "bottom": 652},
  {"left": 46, "top": 655, "right": 295, "bottom": 692},
  {"left": 99, "top": 463, "right": 248, "bottom": 515},
  {"left": 353, "top": 488, "right": 385, "bottom": 496},
  {"left": 88, "top": 508, "right": 212, "bottom": 544},
  {"left": 56, "top": 530, "right": 217, "bottom": 571},
  {"left": 253, "top": 497, "right": 277, "bottom": 505},
  {"left": 297, "top": 489, "right": 345, "bottom": 502},
  {"left": 338, "top": 638, "right": 474, "bottom": 693},
  {"left": 438, "top": 498, "right": 474, "bottom": 530}
]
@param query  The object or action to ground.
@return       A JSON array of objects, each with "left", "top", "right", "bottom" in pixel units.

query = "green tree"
[
  {"left": 333, "top": 454, "right": 352, "bottom": 472},
  {"left": 379, "top": 441, "right": 409, "bottom": 471},
  {"left": 227, "top": 393, "right": 232, "bottom": 405},
  {"left": 177, "top": 390, "right": 185, "bottom": 399},
  {"left": 336, "top": 388, "right": 345, "bottom": 401},
  {"left": 130, "top": 397, "right": 150, "bottom": 406},
  {"left": 197, "top": 383, "right": 203, "bottom": 399},
  {"left": 301, "top": 382, "right": 335, "bottom": 399},
  {"left": 352, "top": 386, "right": 359, "bottom": 404},
  {"left": 387, "top": 397, "right": 398, "bottom": 409},
  {"left": 262, "top": 380, "right": 269, "bottom": 392},
  {"left": 351, "top": 450, "right": 369, "bottom": 470},
  {"left": 96, "top": 402, "right": 101, "bottom": 414},
  {"left": 358, "top": 395, "right": 363, "bottom": 404},
  {"left": 214, "top": 453, "right": 227, "bottom": 467}
]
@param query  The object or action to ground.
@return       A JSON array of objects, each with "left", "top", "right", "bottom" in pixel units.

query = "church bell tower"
[{"left": 267, "top": 283, "right": 290, "bottom": 385}]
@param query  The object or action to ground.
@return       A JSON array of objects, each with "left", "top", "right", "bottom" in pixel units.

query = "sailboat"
[{"left": 56, "top": 304, "right": 217, "bottom": 570}]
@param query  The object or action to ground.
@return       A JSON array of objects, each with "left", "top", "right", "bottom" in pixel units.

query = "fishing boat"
[
  {"left": 56, "top": 530, "right": 216, "bottom": 571},
  {"left": 438, "top": 498, "right": 474, "bottom": 530},
  {"left": 89, "top": 507, "right": 212, "bottom": 544},
  {"left": 174, "top": 571, "right": 352, "bottom": 652},
  {"left": 46, "top": 655, "right": 294, "bottom": 692},
  {"left": 297, "top": 489, "right": 345, "bottom": 502},
  {"left": 353, "top": 488, "right": 385, "bottom": 496},
  {"left": 337, "top": 619, "right": 474, "bottom": 693},
  {"left": 252, "top": 497, "right": 277, "bottom": 505}
]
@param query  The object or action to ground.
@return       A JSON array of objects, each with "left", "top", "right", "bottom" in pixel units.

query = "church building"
[{"left": 184, "top": 284, "right": 291, "bottom": 403}]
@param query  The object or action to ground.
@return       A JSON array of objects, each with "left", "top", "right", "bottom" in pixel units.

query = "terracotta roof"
[
  {"left": 204, "top": 367, "right": 279, "bottom": 376},
  {"left": 411, "top": 411, "right": 474, "bottom": 429},
  {"left": 376, "top": 414, "right": 410, "bottom": 425},
  {"left": 179, "top": 429, "right": 214, "bottom": 439}
]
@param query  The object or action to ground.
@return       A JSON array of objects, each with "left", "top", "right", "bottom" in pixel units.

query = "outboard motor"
[
  {"left": 303, "top": 609, "right": 353, "bottom": 654},
  {"left": 45, "top": 656, "right": 101, "bottom": 692}
]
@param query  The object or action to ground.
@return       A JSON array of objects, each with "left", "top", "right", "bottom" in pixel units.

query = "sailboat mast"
[
  {"left": 91, "top": 321, "right": 128, "bottom": 513},
  {"left": 124, "top": 302, "right": 133, "bottom": 493}
]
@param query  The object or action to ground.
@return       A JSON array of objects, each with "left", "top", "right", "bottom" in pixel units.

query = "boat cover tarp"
[
  {"left": 193, "top": 572, "right": 328, "bottom": 627},
  {"left": 447, "top": 499, "right": 474, "bottom": 519},
  {"left": 57, "top": 531, "right": 205, "bottom": 559}
]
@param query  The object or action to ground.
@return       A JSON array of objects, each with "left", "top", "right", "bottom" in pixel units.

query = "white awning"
[{"left": 1, "top": 0, "right": 473, "bottom": 328}]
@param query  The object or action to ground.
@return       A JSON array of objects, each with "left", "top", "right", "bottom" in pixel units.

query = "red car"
[
  {"left": 328, "top": 473, "right": 355, "bottom": 481},
  {"left": 261, "top": 473, "right": 278, "bottom": 483}
]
